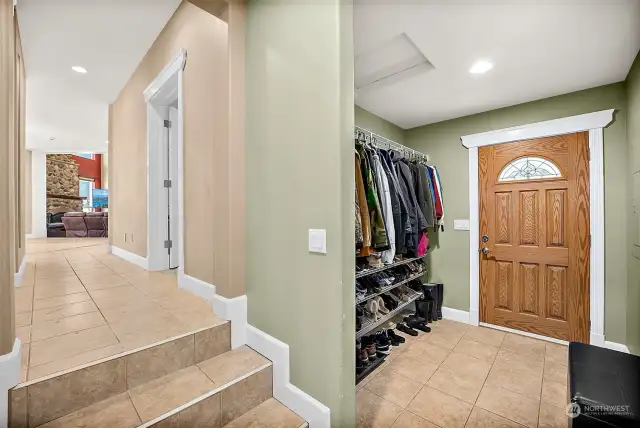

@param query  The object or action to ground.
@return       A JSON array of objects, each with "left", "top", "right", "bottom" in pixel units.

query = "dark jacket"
[
  {"left": 380, "top": 149, "right": 407, "bottom": 254},
  {"left": 418, "top": 165, "right": 435, "bottom": 228},
  {"left": 395, "top": 159, "right": 421, "bottom": 256}
]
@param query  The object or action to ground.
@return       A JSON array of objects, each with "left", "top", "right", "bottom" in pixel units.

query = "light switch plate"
[
  {"left": 453, "top": 219, "right": 470, "bottom": 231},
  {"left": 308, "top": 229, "right": 327, "bottom": 254}
]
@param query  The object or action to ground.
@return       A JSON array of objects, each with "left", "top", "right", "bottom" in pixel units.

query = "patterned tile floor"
[
  {"left": 15, "top": 238, "right": 225, "bottom": 382},
  {"left": 357, "top": 319, "right": 569, "bottom": 428}
]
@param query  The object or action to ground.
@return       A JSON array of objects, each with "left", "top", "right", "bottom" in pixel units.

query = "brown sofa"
[
  {"left": 62, "top": 212, "right": 108, "bottom": 237},
  {"left": 85, "top": 212, "right": 108, "bottom": 237}
]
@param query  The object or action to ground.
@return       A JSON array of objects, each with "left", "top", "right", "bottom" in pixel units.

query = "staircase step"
[
  {"left": 9, "top": 322, "right": 232, "bottom": 428},
  {"left": 9, "top": 324, "right": 308, "bottom": 428},
  {"left": 19, "top": 346, "right": 273, "bottom": 427},
  {"left": 221, "top": 398, "right": 306, "bottom": 428}
]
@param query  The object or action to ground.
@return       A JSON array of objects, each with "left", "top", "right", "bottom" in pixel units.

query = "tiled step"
[
  {"left": 222, "top": 398, "right": 307, "bottom": 428},
  {"left": 9, "top": 323, "right": 232, "bottom": 427},
  {"left": 8, "top": 323, "right": 306, "bottom": 428}
]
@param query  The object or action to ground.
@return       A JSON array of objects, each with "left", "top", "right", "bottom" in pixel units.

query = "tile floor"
[
  {"left": 357, "top": 319, "right": 569, "bottom": 428},
  {"left": 15, "top": 238, "right": 225, "bottom": 382}
]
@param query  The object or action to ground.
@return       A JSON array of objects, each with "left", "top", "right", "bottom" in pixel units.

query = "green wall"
[
  {"left": 355, "top": 105, "right": 406, "bottom": 144},
  {"left": 626, "top": 53, "right": 640, "bottom": 355},
  {"left": 245, "top": 0, "right": 355, "bottom": 425},
  {"left": 405, "top": 83, "right": 630, "bottom": 344}
]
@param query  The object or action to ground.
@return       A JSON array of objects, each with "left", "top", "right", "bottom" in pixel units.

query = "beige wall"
[
  {"left": 355, "top": 105, "right": 405, "bottom": 144},
  {"left": 1, "top": 0, "right": 23, "bottom": 354},
  {"left": 245, "top": 0, "right": 355, "bottom": 424},
  {"left": 405, "top": 83, "right": 630, "bottom": 344},
  {"left": 110, "top": 2, "right": 231, "bottom": 286},
  {"left": 25, "top": 150, "right": 31, "bottom": 234},
  {"left": 626, "top": 52, "right": 640, "bottom": 355},
  {"left": 101, "top": 153, "right": 108, "bottom": 189}
]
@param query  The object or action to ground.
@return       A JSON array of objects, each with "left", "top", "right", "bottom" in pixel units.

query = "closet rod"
[{"left": 355, "top": 125, "right": 429, "bottom": 162}]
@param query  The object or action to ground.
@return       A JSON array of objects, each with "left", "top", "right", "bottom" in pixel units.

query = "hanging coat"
[
  {"left": 357, "top": 143, "right": 389, "bottom": 251},
  {"left": 396, "top": 160, "right": 425, "bottom": 257},
  {"left": 418, "top": 165, "right": 435, "bottom": 228},
  {"left": 354, "top": 152, "right": 366, "bottom": 249},
  {"left": 380, "top": 149, "right": 408, "bottom": 255},
  {"left": 372, "top": 152, "right": 395, "bottom": 263}
]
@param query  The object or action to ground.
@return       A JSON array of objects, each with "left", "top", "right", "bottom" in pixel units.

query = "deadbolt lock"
[{"left": 482, "top": 235, "right": 489, "bottom": 242}]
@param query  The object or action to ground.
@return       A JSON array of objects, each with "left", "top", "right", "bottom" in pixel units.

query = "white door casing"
[
  {"left": 460, "top": 109, "right": 614, "bottom": 346},
  {"left": 143, "top": 49, "right": 186, "bottom": 272}
]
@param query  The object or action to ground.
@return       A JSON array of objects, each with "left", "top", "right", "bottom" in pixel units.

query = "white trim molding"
[
  {"left": 441, "top": 307, "right": 471, "bottom": 324},
  {"left": 0, "top": 339, "right": 22, "bottom": 427},
  {"left": 14, "top": 257, "right": 26, "bottom": 287},
  {"left": 246, "top": 326, "right": 331, "bottom": 428},
  {"left": 143, "top": 49, "right": 186, "bottom": 272},
  {"left": 212, "top": 294, "right": 247, "bottom": 350},
  {"left": 177, "top": 270, "right": 216, "bottom": 301},
  {"left": 108, "top": 245, "right": 149, "bottom": 270},
  {"left": 461, "top": 109, "right": 614, "bottom": 347},
  {"left": 603, "top": 341, "right": 630, "bottom": 354},
  {"left": 460, "top": 110, "right": 615, "bottom": 148}
]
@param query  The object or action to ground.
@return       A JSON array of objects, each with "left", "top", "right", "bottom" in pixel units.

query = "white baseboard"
[
  {"left": 442, "top": 307, "right": 471, "bottom": 324},
  {"left": 175, "top": 274, "right": 331, "bottom": 427},
  {"left": 246, "top": 326, "right": 330, "bottom": 428},
  {"left": 0, "top": 339, "right": 22, "bottom": 427},
  {"left": 603, "top": 341, "right": 630, "bottom": 353},
  {"left": 109, "top": 245, "right": 149, "bottom": 270},
  {"left": 177, "top": 269, "right": 217, "bottom": 301},
  {"left": 212, "top": 294, "right": 247, "bottom": 350},
  {"left": 14, "top": 257, "right": 27, "bottom": 287},
  {"left": 590, "top": 332, "right": 605, "bottom": 347}
]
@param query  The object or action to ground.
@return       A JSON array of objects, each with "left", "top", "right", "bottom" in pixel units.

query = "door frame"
[
  {"left": 461, "top": 109, "right": 614, "bottom": 346},
  {"left": 143, "top": 49, "right": 186, "bottom": 272}
]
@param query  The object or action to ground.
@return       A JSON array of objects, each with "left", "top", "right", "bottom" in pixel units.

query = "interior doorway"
[
  {"left": 478, "top": 133, "right": 590, "bottom": 342},
  {"left": 144, "top": 50, "right": 186, "bottom": 271}
]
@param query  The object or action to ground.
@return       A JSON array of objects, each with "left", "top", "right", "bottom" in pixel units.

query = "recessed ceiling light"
[
  {"left": 72, "top": 66, "right": 88, "bottom": 74},
  {"left": 469, "top": 60, "right": 493, "bottom": 74}
]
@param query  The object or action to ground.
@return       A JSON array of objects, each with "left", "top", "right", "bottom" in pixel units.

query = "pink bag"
[{"left": 417, "top": 232, "right": 429, "bottom": 257}]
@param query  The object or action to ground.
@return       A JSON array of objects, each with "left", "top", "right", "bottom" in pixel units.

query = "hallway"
[{"left": 15, "top": 238, "right": 224, "bottom": 382}]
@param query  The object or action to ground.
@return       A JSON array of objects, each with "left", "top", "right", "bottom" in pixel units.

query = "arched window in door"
[{"left": 498, "top": 156, "right": 562, "bottom": 182}]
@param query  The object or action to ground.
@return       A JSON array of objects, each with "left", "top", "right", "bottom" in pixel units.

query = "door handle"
[{"left": 481, "top": 247, "right": 490, "bottom": 256}]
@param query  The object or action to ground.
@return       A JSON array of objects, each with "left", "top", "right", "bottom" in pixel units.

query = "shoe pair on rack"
[
  {"left": 364, "top": 297, "right": 390, "bottom": 320},
  {"left": 405, "top": 260, "right": 424, "bottom": 274},
  {"left": 356, "top": 280, "right": 368, "bottom": 300},
  {"left": 379, "top": 294, "right": 398, "bottom": 311},
  {"left": 390, "top": 285, "right": 414, "bottom": 302},
  {"left": 361, "top": 336, "right": 381, "bottom": 359}
]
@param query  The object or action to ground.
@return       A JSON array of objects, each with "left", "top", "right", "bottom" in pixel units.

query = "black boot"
[
  {"left": 436, "top": 283, "right": 443, "bottom": 320},
  {"left": 422, "top": 284, "right": 438, "bottom": 322},
  {"left": 415, "top": 299, "right": 429, "bottom": 320}
]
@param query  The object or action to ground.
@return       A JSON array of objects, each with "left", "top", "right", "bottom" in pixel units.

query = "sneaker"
[{"left": 358, "top": 349, "right": 370, "bottom": 366}]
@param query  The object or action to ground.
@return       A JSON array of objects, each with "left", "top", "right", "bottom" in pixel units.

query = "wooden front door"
[{"left": 479, "top": 132, "right": 590, "bottom": 342}]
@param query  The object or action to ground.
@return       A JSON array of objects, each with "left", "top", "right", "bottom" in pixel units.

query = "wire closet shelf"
[{"left": 355, "top": 126, "right": 429, "bottom": 163}]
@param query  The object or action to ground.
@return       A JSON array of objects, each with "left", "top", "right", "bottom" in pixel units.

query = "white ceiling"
[
  {"left": 355, "top": 0, "right": 640, "bottom": 129},
  {"left": 18, "top": 0, "right": 181, "bottom": 153}
]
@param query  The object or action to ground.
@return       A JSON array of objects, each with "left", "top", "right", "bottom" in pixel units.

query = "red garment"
[
  {"left": 428, "top": 167, "right": 443, "bottom": 219},
  {"left": 417, "top": 232, "right": 429, "bottom": 257}
]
